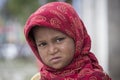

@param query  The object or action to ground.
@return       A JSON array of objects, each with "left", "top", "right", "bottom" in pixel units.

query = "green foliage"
[
  {"left": 2, "top": 0, "right": 72, "bottom": 24},
  {"left": 47, "top": 0, "right": 57, "bottom": 2},
  {"left": 4, "top": 0, "right": 40, "bottom": 24}
]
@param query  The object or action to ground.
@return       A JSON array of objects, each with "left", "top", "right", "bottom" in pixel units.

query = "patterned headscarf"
[{"left": 24, "top": 2, "right": 111, "bottom": 80}]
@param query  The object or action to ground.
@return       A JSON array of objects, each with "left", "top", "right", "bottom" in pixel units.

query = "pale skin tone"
[{"left": 32, "top": 27, "right": 75, "bottom": 70}]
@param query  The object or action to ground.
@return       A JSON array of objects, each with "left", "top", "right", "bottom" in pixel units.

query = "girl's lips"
[{"left": 50, "top": 57, "right": 62, "bottom": 63}]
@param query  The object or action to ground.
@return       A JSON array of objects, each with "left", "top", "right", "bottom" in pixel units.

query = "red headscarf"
[{"left": 24, "top": 2, "right": 111, "bottom": 80}]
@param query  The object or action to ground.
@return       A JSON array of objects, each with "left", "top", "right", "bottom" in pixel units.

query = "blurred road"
[{"left": 0, "top": 58, "right": 38, "bottom": 80}]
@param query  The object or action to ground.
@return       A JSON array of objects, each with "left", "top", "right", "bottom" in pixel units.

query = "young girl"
[{"left": 24, "top": 2, "right": 111, "bottom": 80}]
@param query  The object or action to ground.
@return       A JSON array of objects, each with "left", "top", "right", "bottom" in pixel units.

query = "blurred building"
[{"left": 108, "top": 0, "right": 120, "bottom": 80}]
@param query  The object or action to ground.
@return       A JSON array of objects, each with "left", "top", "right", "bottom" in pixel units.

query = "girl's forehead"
[{"left": 32, "top": 27, "right": 66, "bottom": 36}]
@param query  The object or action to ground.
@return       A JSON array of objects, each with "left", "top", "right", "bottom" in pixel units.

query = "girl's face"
[{"left": 33, "top": 27, "right": 75, "bottom": 70}]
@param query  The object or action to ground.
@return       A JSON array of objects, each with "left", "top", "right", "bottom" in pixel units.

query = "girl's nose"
[{"left": 48, "top": 44, "right": 58, "bottom": 55}]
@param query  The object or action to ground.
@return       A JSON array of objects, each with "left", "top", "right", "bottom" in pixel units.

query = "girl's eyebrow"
[
  {"left": 35, "top": 39, "right": 46, "bottom": 44},
  {"left": 52, "top": 35, "right": 66, "bottom": 40},
  {"left": 35, "top": 34, "right": 66, "bottom": 43}
]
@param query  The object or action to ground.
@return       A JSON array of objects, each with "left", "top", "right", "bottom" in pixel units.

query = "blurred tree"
[
  {"left": 2, "top": 0, "right": 72, "bottom": 24},
  {"left": 2, "top": 0, "right": 40, "bottom": 24}
]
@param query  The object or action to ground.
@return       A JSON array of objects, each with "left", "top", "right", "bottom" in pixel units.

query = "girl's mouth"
[{"left": 50, "top": 57, "right": 62, "bottom": 63}]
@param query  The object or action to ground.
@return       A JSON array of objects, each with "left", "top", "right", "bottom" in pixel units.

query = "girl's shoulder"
[{"left": 31, "top": 72, "right": 41, "bottom": 80}]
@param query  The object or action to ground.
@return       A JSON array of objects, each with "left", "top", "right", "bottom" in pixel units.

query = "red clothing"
[{"left": 24, "top": 2, "right": 111, "bottom": 80}]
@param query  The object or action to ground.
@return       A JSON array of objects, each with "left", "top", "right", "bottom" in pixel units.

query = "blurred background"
[{"left": 0, "top": 0, "right": 119, "bottom": 80}]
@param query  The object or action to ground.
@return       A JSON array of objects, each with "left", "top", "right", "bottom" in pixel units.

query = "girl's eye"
[
  {"left": 38, "top": 42, "right": 47, "bottom": 47},
  {"left": 56, "top": 37, "right": 65, "bottom": 43}
]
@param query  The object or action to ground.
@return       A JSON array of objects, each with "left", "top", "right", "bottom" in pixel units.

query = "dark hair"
[{"left": 28, "top": 26, "right": 40, "bottom": 43}]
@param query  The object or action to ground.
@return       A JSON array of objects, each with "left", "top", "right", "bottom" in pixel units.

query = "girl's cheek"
[{"left": 60, "top": 45, "right": 65, "bottom": 49}]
